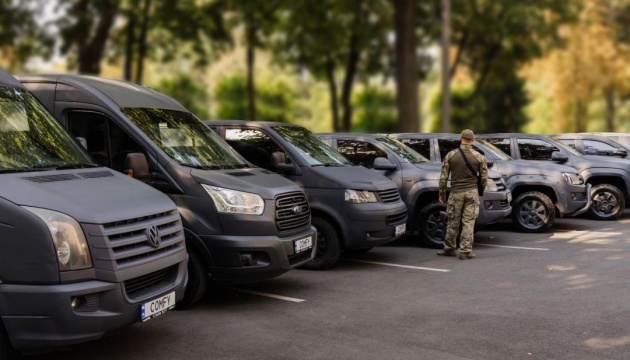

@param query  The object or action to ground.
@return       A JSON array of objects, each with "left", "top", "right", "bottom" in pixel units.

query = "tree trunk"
[
  {"left": 395, "top": 0, "right": 420, "bottom": 133},
  {"left": 245, "top": 6, "right": 257, "bottom": 121},
  {"left": 326, "top": 58, "right": 340, "bottom": 132},
  {"left": 574, "top": 99, "right": 587, "bottom": 132},
  {"left": 604, "top": 88, "right": 616, "bottom": 132},
  {"left": 124, "top": 16, "right": 135, "bottom": 81},
  {"left": 135, "top": 0, "right": 151, "bottom": 84},
  {"left": 339, "top": 0, "right": 364, "bottom": 132},
  {"left": 77, "top": 0, "right": 117, "bottom": 74}
]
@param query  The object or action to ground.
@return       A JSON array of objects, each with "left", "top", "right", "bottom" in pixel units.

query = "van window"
[
  {"left": 399, "top": 138, "right": 431, "bottom": 159},
  {"left": 0, "top": 87, "right": 94, "bottom": 171},
  {"left": 224, "top": 128, "right": 282, "bottom": 170},
  {"left": 437, "top": 139, "right": 460, "bottom": 160},
  {"left": 517, "top": 138, "right": 559, "bottom": 160},
  {"left": 67, "top": 112, "right": 144, "bottom": 172},
  {"left": 273, "top": 125, "right": 351, "bottom": 166},
  {"left": 337, "top": 140, "right": 387, "bottom": 168},
  {"left": 483, "top": 138, "right": 512, "bottom": 156}
]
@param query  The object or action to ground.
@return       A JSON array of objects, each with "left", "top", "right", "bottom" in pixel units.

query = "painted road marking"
[
  {"left": 476, "top": 243, "right": 549, "bottom": 251},
  {"left": 229, "top": 288, "right": 306, "bottom": 303},
  {"left": 344, "top": 259, "right": 450, "bottom": 272}
]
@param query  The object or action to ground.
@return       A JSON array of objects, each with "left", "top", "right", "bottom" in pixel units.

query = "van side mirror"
[
  {"left": 485, "top": 159, "right": 494, "bottom": 168},
  {"left": 616, "top": 148, "right": 628, "bottom": 157},
  {"left": 271, "top": 152, "right": 294, "bottom": 172},
  {"left": 76, "top": 137, "right": 87, "bottom": 150},
  {"left": 551, "top": 151, "right": 568, "bottom": 162},
  {"left": 373, "top": 157, "right": 397, "bottom": 171},
  {"left": 124, "top": 153, "right": 150, "bottom": 182}
]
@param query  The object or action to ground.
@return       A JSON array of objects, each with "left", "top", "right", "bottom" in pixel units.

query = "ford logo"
[
  {"left": 293, "top": 205, "right": 303, "bottom": 215},
  {"left": 146, "top": 225, "right": 161, "bottom": 249}
]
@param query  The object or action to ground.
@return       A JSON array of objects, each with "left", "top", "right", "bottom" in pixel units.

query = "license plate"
[
  {"left": 294, "top": 236, "right": 313, "bottom": 254},
  {"left": 395, "top": 223, "right": 406, "bottom": 236},
  {"left": 507, "top": 192, "right": 512, "bottom": 203},
  {"left": 141, "top": 291, "right": 176, "bottom": 322}
]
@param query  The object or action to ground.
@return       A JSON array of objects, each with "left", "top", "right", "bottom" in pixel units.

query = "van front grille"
[
  {"left": 378, "top": 188, "right": 401, "bottom": 203},
  {"left": 276, "top": 192, "right": 311, "bottom": 233},
  {"left": 386, "top": 210, "right": 408, "bottom": 225},
  {"left": 124, "top": 265, "right": 178, "bottom": 300},
  {"left": 100, "top": 210, "right": 186, "bottom": 269}
]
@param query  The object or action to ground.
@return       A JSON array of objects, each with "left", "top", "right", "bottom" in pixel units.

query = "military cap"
[{"left": 461, "top": 129, "right": 475, "bottom": 140}]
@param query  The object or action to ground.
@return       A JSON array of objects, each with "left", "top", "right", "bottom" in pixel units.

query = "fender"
[{"left": 580, "top": 167, "right": 630, "bottom": 193}]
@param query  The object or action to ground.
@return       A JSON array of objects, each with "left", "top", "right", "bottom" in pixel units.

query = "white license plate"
[
  {"left": 141, "top": 291, "right": 176, "bottom": 322},
  {"left": 395, "top": 223, "right": 406, "bottom": 236},
  {"left": 507, "top": 192, "right": 512, "bottom": 203},
  {"left": 294, "top": 236, "right": 313, "bottom": 254}
]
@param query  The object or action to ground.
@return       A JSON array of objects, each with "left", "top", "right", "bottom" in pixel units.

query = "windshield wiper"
[
  {"left": 0, "top": 167, "right": 37, "bottom": 173},
  {"left": 313, "top": 163, "right": 345, "bottom": 167},
  {"left": 55, "top": 163, "right": 100, "bottom": 170},
  {"left": 179, "top": 163, "right": 212, "bottom": 170}
]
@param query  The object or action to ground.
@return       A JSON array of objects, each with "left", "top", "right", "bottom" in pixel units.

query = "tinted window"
[
  {"left": 484, "top": 138, "right": 512, "bottom": 156},
  {"left": 517, "top": 138, "right": 559, "bottom": 160},
  {"left": 224, "top": 128, "right": 282, "bottom": 170},
  {"left": 273, "top": 125, "right": 351, "bottom": 166},
  {"left": 557, "top": 139, "right": 576, "bottom": 150},
  {"left": 337, "top": 140, "right": 387, "bottom": 168},
  {"left": 437, "top": 139, "right": 460, "bottom": 160},
  {"left": 398, "top": 138, "right": 431, "bottom": 159},
  {"left": 376, "top": 137, "right": 427, "bottom": 163},
  {"left": 583, "top": 140, "right": 618, "bottom": 156}
]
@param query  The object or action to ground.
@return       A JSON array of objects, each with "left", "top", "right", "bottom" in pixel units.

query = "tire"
[
  {"left": 589, "top": 184, "right": 625, "bottom": 220},
  {"left": 176, "top": 250, "right": 207, "bottom": 310},
  {"left": 0, "top": 322, "right": 17, "bottom": 360},
  {"left": 300, "top": 217, "right": 341, "bottom": 270},
  {"left": 511, "top": 191, "right": 555, "bottom": 233},
  {"left": 417, "top": 201, "right": 448, "bottom": 248}
]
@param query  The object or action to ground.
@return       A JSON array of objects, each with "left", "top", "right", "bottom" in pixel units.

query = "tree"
[
  {"left": 155, "top": 74, "right": 211, "bottom": 119},
  {"left": 394, "top": 0, "right": 420, "bottom": 133},
  {"left": 273, "top": 0, "right": 392, "bottom": 132}
]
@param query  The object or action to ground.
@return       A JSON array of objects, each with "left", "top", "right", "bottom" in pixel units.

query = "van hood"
[
  {"left": 0, "top": 168, "right": 176, "bottom": 224},
  {"left": 310, "top": 165, "right": 397, "bottom": 191},
  {"left": 191, "top": 167, "right": 302, "bottom": 199}
]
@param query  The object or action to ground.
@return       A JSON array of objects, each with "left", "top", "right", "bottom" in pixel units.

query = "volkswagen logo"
[
  {"left": 146, "top": 225, "right": 161, "bottom": 249},
  {"left": 293, "top": 205, "right": 303, "bottom": 215}
]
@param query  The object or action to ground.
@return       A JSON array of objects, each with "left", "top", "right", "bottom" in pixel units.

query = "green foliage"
[
  {"left": 154, "top": 74, "right": 210, "bottom": 119},
  {"left": 214, "top": 74, "right": 294, "bottom": 123},
  {"left": 351, "top": 87, "right": 397, "bottom": 133}
]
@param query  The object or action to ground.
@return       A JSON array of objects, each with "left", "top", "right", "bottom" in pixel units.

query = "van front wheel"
[
  {"left": 300, "top": 217, "right": 341, "bottom": 270},
  {"left": 176, "top": 250, "right": 207, "bottom": 309},
  {"left": 589, "top": 184, "right": 624, "bottom": 220}
]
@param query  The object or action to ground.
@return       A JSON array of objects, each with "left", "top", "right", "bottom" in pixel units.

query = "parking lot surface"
[{"left": 30, "top": 215, "right": 630, "bottom": 360}]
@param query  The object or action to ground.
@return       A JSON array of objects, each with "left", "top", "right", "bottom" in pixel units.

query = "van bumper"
[
  {"left": 343, "top": 202, "right": 408, "bottom": 249},
  {"left": 478, "top": 190, "right": 512, "bottom": 225},
  {"left": 0, "top": 261, "right": 187, "bottom": 352},
  {"left": 202, "top": 226, "right": 317, "bottom": 284},
  {"left": 559, "top": 184, "right": 591, "bottom": 217}
]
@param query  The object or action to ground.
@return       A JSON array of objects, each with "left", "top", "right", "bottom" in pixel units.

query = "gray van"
[
  {"left": 19, "top": 75, "right": 316, "bottom": 308},
  {"left": 0, "top": 69, "right": 187, "bottom": 356},
  {"left": 390, "top": 133, "right": 591, "bottom": 232},
  {"left": 319, "top": 133, "right": 512, "bottom": 247},
  {"left": 207, "top": 121, "right": 408, "bottom": 269}
]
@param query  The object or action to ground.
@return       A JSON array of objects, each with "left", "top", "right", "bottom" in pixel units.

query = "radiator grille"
[
  {"left": 377, "top": 188, "right": 401, "bottom": 204},
  {"left": 386, "top": 210, "right": 408, "bottom": 225},
  {"left": 101, "top": 210, "right": 185, "bottom": 269},
  {"left": 492, "top": 177, "right": 507, "bottom": 191},
  {"left": 275, "top": 192, "right": 311, "bottom": 233},
  {"left": 124, "top": 265, "right": 178, "bottom": 300}
]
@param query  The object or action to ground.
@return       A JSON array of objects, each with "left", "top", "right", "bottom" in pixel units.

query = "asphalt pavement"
[{"left": 28, "top": 214, "right": 630, "bottom": 360}]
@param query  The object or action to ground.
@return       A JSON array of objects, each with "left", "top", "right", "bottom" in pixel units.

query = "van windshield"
[
  {"left": 273, "top": 125, "right": 351, "bottom": 166},
  {"left": 0, "top": 86, "right": 95, "bottom": 172},
  {"left": 122, "top": 108, "right": 248, "bottom": 169},
  {"left": 476, "top": 139, "right": 512, "bottom": 160},
  {"left": 376, "top": 137, "right": 428, "bottom": 163}
]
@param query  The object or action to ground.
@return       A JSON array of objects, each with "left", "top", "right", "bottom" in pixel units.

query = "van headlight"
[
  {"left": 203, "top": 184, "right": 265, "bottom": 215},
  {"left": 562, "top": 173, "right": 583, "bottom": 185},
  {"left": 345, "top": 189, "right": 378, "bottom": 203},
  {"left": 486, "top": 178, "right": 499, "bottom": 192},
  {"left": 24, "top": 207, "right": 92, "bottom": 271}
]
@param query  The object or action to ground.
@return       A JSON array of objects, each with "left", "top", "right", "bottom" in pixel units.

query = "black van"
[
  {"left": 207, "top": 121, "right": 408, "bottom": 269},
  {"left": 0, "top": 69, "right": 187, "bottom": 357},
  {"left": 19, "top": 75, "right": 317, "bottom": 308}
]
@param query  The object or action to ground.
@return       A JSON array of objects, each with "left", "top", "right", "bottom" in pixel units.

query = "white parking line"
[
  {"left": 344, "top": 259, "right": 450, "bottom": 272},
  {"left": 229, "top": 288, "right": 306, "bottom": 303},
  {"left": 476, "top": 243, "right": 549, "bottom": 251}
]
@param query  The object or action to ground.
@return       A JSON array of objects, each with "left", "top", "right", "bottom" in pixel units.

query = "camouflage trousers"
[{"left": 444, "top": 189, "right": 480, "bottom": 253}]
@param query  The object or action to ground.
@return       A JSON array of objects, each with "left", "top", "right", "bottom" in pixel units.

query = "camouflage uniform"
[{"left": 439, "top": 131, "right": 488, "bottom": 255}]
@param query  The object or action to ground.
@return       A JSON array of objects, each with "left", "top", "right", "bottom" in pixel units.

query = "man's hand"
[{"left": 439, "top": 196, "right": 444, "bottom": 204}]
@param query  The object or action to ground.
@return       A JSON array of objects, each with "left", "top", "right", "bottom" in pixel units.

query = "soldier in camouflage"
[{"left": 437, "top": 129, "right": 488, "bottom": 260}]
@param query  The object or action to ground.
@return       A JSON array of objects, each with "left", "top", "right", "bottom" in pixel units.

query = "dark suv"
[
  {"left": 479, "top": 133, "right": 629, "bottom": 220},
  {"left": 390, "top": 133, "right": 590, "bottom": 232},
  {"left": 552, "top": 133, "right": 629, "bottom": 158},
  {"left": 319, "top": 133, "right": 512, "bottom": 247}
]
